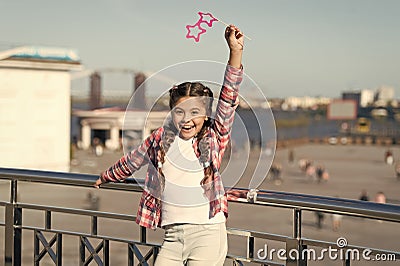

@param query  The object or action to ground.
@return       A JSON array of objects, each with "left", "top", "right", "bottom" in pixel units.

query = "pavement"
[{"left": 1, "top": 143, "right": 399, "bottom": 265}]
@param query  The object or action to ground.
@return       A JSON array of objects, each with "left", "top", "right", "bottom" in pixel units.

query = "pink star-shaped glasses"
[
  {"left": 185, "top": 11, "right": 251, "bottom": 43},
  {"left": 185, "top": 11, "right": 218, "bottom": 43},
  {"left": 185, "top": 22, "right": 207, "bottom": 43},
  {"left": 197, "top": 12, "right": 218, "bottom": 27}
]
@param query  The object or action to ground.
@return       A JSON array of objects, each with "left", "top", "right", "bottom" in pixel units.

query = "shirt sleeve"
[
  {"left": 213, "top": 64, "right": 243, "bottom": 159},
  {"left": 100, "top": 129, "right": 158, "bottom": 183}
]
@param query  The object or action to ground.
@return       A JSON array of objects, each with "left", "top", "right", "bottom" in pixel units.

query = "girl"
[{"left": 94, "top": 25, "right": 244, "bottom": 265}]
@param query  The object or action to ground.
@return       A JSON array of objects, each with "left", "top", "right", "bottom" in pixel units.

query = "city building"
[
  {"left": 73, "top": 108, "right": 168, "bottom": 151},
  {"left": 282, "top": 96, "right": 331, "bottom": 110},
  {"left": 342, "top": 91, "right": 361, "bottom": 115},
  {"left": 0, "top": 46, "right": 82, "bottom": 171},
  {"left": 375, "top": 86, "right": 395, "bottom": 106},
  {"left": 360, "top": 89, "right": 374, "bottom": 107}
]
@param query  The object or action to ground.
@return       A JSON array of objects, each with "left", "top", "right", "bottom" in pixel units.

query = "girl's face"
[{"left": 172, "top": 96, "right": 207, "bottom": 140}]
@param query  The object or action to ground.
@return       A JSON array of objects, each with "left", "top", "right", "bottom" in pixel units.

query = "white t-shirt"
[{"left": 161, "top": 136, "right": 225, "bottom": 227}]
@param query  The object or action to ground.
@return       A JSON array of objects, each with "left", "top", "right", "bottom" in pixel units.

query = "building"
[
  {"left": 375, "top": 86, "right": 395, "bottom": 106},
  {"left": 0, "top": 46, "right": 82, "bottom": 171},
  {"left": 73, "top": 107, "right": 168, "bottom": 151},
  {"left": 342, "top": 91, "right": 361, "bottom": 115},
  {"left": 359, "top": 89, "right": 374, "bottom": 107},
  {"left": 283, "top": 96, "right": 331, "bottom": 110}
]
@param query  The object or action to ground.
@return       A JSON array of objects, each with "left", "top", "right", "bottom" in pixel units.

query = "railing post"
[
  {"left": 293, "top": 208, "right": 301, "bottom": 240},
  {"left": 4, "top": 203, "right": 13, "bottom": 266},
  {"left": 287, "top": 209, "right": 307, "bottom": 266},
  {"left": 56, "top": 233, "right": 62, "bottom": 266},
  {"left": 45, "top": 210, "right": 52, "bottom": 230},
  {"left": 247, "top": 236, "right": 254, "bottom": 260},
  {"left": 14, "top": 206, "right": 22, "bottom": 265},
  {"left": 4, "top": 205, "right": 22, "bottom": 266},
  {"left": 296, "top": 209, "right": 308, "bottom": 266},
  {"left": 91, "top": 216, "right": 98, "bottom": 235},
  {"left": 140, "top": 226, "right": 147, "bottom": 243},
  {"left": 103, "top": 239, "right": 109, "bottom": 266},
  {"left": 10, "top": 179, "right": 18, "bottom": 203},
  {"left": 4, "top": 180, "right": 22, "bottom": 266}
]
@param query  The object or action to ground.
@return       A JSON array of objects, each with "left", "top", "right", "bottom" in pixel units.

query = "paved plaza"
[{"left": 1, "top": 143, "right": 399, "bottom": 265}]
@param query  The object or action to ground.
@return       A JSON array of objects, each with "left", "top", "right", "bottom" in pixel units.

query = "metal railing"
[{"left": 1, "top": 167, "right": 399, "bottom": 265}]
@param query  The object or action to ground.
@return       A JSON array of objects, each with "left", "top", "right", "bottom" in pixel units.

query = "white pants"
[{"left": 155, "top": 222, "right": 228, "bottom": 266}]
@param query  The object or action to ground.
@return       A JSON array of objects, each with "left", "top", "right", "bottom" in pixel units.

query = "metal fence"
[{"left": 1, "top": 167, "right": 399, "bottom": 266}]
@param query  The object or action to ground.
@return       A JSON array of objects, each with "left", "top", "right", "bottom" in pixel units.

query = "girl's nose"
[{"left": 182, "top": 113, "right": 192, "bottom": 123}]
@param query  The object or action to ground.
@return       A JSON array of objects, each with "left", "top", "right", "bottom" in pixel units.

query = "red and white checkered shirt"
[{"left": 100, "top": 64, "right": 243, "bottom": 229}]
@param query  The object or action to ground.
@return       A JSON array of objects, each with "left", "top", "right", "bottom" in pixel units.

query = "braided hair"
[{"left": 157, "top": 82, "right": 214, "bottom": 196}]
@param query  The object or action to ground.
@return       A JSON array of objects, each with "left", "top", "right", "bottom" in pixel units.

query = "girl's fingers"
[
  {"left": 94, "top": 179, "right": 102, "bottom": 189},
  {"left": 228, "top": 25, "right": 243, "bottom": 40},
  {"left": 235, "top": 31, "right": 243, "bottom": 39},
  {"left": 225, "top": 26, "right": 231, "bottom": 39}
]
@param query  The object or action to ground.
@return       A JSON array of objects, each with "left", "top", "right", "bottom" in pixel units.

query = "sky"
[{"left": 1, "top": 0, "right": 399, "bottom": 98}]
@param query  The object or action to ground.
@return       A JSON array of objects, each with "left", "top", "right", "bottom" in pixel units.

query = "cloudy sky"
[{"left": 1, "top": 0, "right": 399, "bottom": 98}]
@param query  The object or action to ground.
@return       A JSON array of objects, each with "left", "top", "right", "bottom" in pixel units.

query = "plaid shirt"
[{"left": 100, "top": 64, "right": 243, "bottom": 229}]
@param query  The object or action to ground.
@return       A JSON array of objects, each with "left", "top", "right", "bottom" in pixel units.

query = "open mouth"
[{"left": 181, "top": 125, "right": 195, "bottom": 131}]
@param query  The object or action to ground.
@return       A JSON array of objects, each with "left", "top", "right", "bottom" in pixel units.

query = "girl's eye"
[
  {"left": 191, "top": 110, "right": 199, "bottom": 115},
  {"left": 174, "top": 109, "right": 184, "bottom": 115}
]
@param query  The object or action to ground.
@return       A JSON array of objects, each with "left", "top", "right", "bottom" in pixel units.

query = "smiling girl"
[{"left": 94, "top": 24, "right": 244, "bottom": 265}]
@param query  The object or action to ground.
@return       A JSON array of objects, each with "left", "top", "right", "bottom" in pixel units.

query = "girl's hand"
[
  {"left": 225, "top": 25, "right": 244, "bottom": 52},
  {"left": 225, "top": 25, "right": 243, "bottom": 69},
  {"left": 94, "top": 178, "right": 103, "bottom": 189}
]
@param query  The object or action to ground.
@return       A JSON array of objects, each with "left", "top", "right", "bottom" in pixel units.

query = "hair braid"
[
  {"left": 196, "top": 119, "right": 214, "bottom": 189},
  {"left": 157, "top": 120, "right": 176, "bottom": 192}
]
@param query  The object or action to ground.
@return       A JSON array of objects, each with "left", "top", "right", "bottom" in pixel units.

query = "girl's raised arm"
[{"left": 212, "top": 25, "right": 244, "bottom": 165}]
